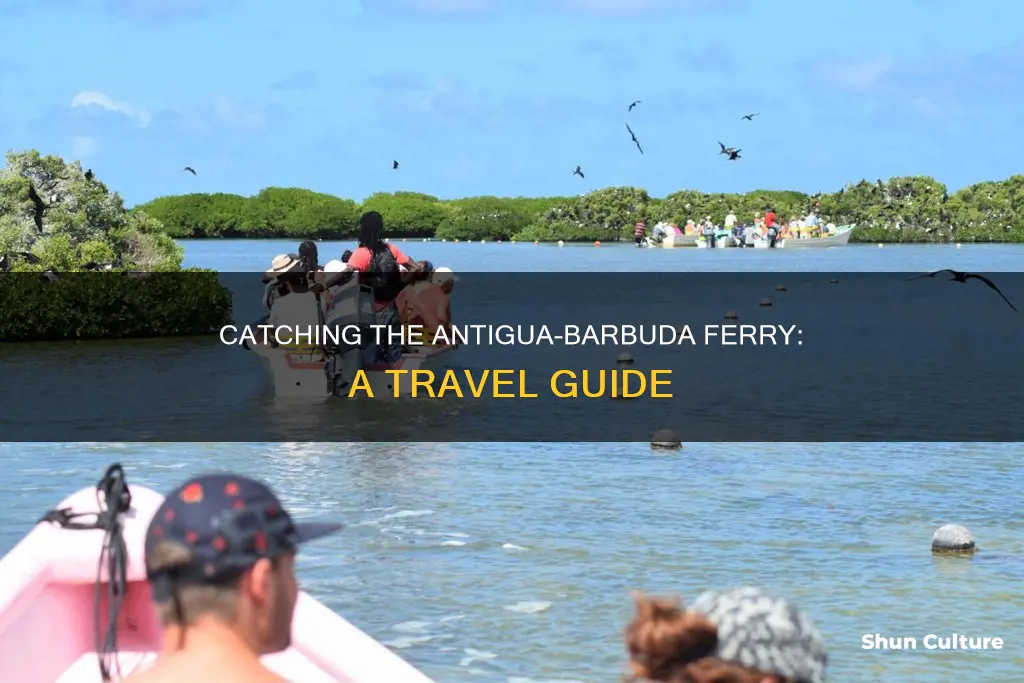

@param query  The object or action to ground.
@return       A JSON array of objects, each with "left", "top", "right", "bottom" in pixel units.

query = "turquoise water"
[{"left": 1, "top": 241, "right": 1022, "bottom": 682}]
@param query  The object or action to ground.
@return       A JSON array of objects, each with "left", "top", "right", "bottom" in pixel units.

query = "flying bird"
[
  {"left": 741, "top": 113, "right": 759, "bottom": 121},
  {"left": 183, "top": 167, "right": 196, "bottom": 175},
  {"left": 628, "top": 100, "right": 641, "bottom": 112},
  {"left": 625, "top": 123, "right": 643, "bottom": 155},
  {"left": 906, "top": 269, "right": 1017, "bottom": 312},
  {"left": 573, "top": 165, "right": 584, "bottom": 179},
  {"left": 726, "top": 149, "right": 742, "bottom": 160},
  {"left": 84, "top": 169, "right": 94, "bottom": 181},
  {"left": 392, "top": 160, "right": 399, "bottom": 170},
  {"left": 718, "top": 141, "right": 737, "bottom": 155}
]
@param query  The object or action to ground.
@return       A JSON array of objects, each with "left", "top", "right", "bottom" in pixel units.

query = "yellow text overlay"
[{"left": 347, "top": 369, "right": 673, "bottom": 399}]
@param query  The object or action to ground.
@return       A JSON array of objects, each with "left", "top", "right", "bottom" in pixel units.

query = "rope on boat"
[{"left": 39, "top": 464, "right": 133, "bottom": 682}]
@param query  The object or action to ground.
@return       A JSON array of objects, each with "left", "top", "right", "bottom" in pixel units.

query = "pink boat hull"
[{"left": 0, "top": 485, "right": 434, "bottom": 683}]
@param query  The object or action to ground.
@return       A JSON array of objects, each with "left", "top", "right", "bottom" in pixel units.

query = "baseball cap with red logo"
[{"left": 144, "top": 473, "right": 342, "bottom": 600}]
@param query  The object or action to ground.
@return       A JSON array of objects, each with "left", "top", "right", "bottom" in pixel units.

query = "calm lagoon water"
[{"left": 1, "top": 241, "right": 1021, "bottom": 682}]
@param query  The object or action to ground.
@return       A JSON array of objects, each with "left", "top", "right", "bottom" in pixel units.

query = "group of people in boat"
[
  {"left": 633, "top": 209, "right": 840, "bottom": 248},
  {"left": 258, "top": 210, "right": 456, "bottom": 366},
  {"left": 116, "top": 466, "right": 830, "bottom": 683}
]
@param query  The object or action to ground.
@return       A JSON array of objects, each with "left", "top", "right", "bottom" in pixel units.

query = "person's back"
[
  {"left": 121, "top": 473, "right": 342, "bottom": 683},
  {"left": 345, "top": 214, "right": 414, "bottom": 310},
  {"left": 121, "top": 641, "right": 284, "bottom": 683}
]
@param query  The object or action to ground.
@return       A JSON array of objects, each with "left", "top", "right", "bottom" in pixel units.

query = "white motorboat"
[
  {"left": 775, "top": 224, "right": 857, "bottom": 248},
  {"left": 739, "top": 223, "right": 857, "bottom": 249}
]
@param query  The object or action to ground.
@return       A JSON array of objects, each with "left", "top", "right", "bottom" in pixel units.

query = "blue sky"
[{"left": 1, "top": 0, "right": 1021, "bottom": 206}]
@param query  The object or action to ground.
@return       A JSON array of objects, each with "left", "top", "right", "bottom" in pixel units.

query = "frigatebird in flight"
[
  {"left": 573, "top": 165, "right": 584, "bottom": 179},
  {"left": 741, "top": 113, "right": 759, "bottom": 121},
  {"left": 625, "top": 123, "right": 643, "bottom": 154},
  {"left": 906, "top": 269, "right": 1017, "bottom": 312},
  {"left": 628, "top": 100, "right": 641, "bottom": 112},
  {"left": 183, "top": 167, "right": 196, "bottom": 175}
]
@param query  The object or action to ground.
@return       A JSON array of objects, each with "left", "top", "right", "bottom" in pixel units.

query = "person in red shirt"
[
  {"left": 313, "top": 211, "right": 427, "bottom": 365},
  {"left": 764, "top": 208, "right": 776, "bottom": 229}
]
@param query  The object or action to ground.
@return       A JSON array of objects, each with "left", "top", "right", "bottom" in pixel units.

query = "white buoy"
[
  {"left": 932, "top": 524, "right": 976, "bottom": 555},
  {"left": 558, "top": 240, "right": 564, "bottom": 247},
  {"left": 956, "top": 243, "right": 962, "bottom": 248}
]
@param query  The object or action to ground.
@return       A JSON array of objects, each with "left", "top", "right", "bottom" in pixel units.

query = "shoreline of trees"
[
  {"left": 1, "top": 150, "right": 232, "bottom": 342},
  {"left": 135, "top": 175, "right": 1023, "bottom": 244}
]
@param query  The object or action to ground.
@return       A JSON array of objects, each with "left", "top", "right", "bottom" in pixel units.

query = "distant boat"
[{"left": 776, "top": 224, "right": 857, "bottom": 249}]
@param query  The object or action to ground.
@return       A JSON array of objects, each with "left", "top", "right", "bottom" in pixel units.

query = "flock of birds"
[
  {"left": 570, "top": 102, "right": 756, "bottom": 179},
  {"left": 167, "top": 100, "right": 758, "bottom": 180}
]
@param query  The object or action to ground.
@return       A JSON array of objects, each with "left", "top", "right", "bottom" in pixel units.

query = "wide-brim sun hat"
[{"left": 265, "top": 254, "right": 300, "bottom": 276}]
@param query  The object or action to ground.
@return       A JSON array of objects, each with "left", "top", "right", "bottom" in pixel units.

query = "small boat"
[
  {"left": 0, "top": 468, "right": 434, "bottom": 683},
  {"left": 735, "top": 223, "right": 857, "bottom": 249},
  {"left": 250, "top": 281, "right": 457, "bottom": 400},
  {"left": 775, "top": 224, "right": 857, "bottom": 249}
]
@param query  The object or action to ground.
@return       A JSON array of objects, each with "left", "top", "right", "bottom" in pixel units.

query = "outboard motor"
[{"left": 323, "top": 282, "right": 376, "bottom": 396}]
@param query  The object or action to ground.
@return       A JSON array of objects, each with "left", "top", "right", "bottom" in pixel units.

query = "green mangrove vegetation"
[
  {"left": 135, "top": 174, "right": 1024, "bottom": 244},
  {"left": 0, "top": 150, "right": 232, "bottom": 342}
]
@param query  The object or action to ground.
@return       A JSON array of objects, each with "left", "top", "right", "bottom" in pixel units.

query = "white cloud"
[
  {"left": 71, "top": 135, "right": 100, "bottom": 158},
  {"left": 70, "top": 90, "right": 152, "bottom": 126}
]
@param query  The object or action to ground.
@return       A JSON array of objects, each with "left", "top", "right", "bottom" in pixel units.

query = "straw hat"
[{"left": 265, "top": 254, "right": 300, "bottom": 276}]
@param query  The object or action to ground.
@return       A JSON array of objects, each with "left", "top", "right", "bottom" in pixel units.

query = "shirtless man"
[{"left": 122, "top": 473, "right": 342, "bottom": 683}]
